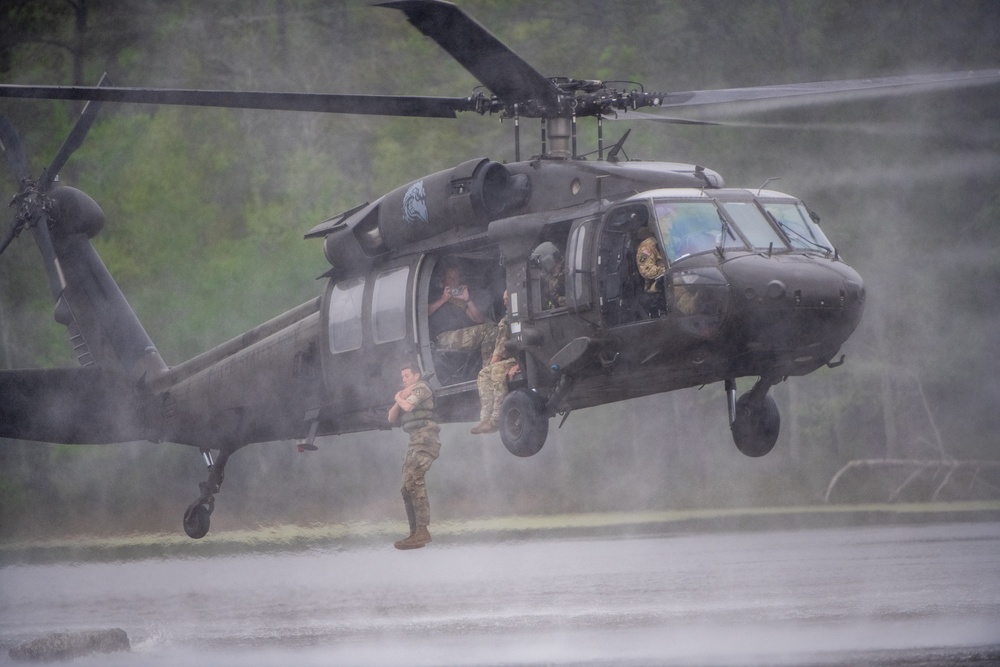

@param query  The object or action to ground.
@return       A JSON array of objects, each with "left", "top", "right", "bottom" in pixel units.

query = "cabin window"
[
  {"left": 329, "top": 277, "right": 364, "bottom": 353},
  {"left": 721, "top": 202, "right": 786, "bottom": 251},
  {"left": 372, "top": 267, "right": 409, "bottom": 344},
  {"left": 763, "top": 201, "right": 833, "bottom": 252},
  {"left": 529, "top": 241, "right": 567, "bottom": 312}
]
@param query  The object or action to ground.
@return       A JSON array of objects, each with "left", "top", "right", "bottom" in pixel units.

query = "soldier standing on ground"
[{"left": 387, "top": 362, "right": 440, "bottom": 550}]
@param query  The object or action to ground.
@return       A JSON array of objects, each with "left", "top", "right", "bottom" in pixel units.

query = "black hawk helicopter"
[{"left": 1, "top": 1, "right": 998, "bottom": 538}]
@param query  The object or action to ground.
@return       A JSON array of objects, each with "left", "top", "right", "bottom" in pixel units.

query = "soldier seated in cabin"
[
  {"left": 428, "top": 262, "right": 497, "bottom": 373},
  {"left": 471, "top": 289, "right": 519, "bottom": 435}
]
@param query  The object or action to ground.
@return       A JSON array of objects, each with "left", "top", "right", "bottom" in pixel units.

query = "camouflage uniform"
[
  {"left": 434, "top": 305, "right": 498, "bottom": 366},
  {"left": 541, "top": 265, "right": 566, "bottom": 310},
  {"left": 399, "top": 380, "right": 439, "bottom": 529},
  {"left": 636, "top": 236, "right": 665, "bottom": 292},
  {"left": 475, "top": 315, "right": 517, "bottom": 425}
]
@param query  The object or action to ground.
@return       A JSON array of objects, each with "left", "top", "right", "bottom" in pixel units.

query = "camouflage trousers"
[
  {"left": 477, "top": 358, "right": 517, "bottom": 423},
  {"left": 401, "top": 423, "right": 440, "bottom": 528},
  {"left": 436, "top": 323, "right": 498, "bottom": 366}
]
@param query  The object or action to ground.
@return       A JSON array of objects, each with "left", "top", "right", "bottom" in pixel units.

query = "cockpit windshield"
[
  {"left": 652, "top": 197, "right": 832, "bottom": 262},
  {"left": 762, "top": 201, "right": 833, "bottom": 252},
  {"left": 720, "top": 201, "right": 787, "bottom": 251},
  {"left": 654, "top": 201, "right": 744, "bottom": 262}
]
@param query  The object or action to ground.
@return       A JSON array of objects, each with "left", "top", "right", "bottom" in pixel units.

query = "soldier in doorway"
[
  {"left": 428, "top": 263, "right": 497, "bottom": 365},
  {"left": 471, "top": 290, "right": 519, "bottom": 434}
]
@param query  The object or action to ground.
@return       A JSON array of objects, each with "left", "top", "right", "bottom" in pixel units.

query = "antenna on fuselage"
[
  {"left": 606, "top": 129, "right": 632, "bottom": 163},
  {"left": 757, "top": 177, "right": 781, "bottom": 195}
]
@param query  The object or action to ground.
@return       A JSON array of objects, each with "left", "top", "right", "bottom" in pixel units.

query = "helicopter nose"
[{"left": 722, "top": 254, "right": 865, "bottom": 361}]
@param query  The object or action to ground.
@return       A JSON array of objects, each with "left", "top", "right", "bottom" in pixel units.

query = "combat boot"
[
  {"left": 470, "top": 421, "right": 492, "bottom": 434},
  {"left": 478, "top": 420, "right": 498, "bottom": 434},
  {"left": 394, "top": 525, "right": 431, "bottom": 550}
]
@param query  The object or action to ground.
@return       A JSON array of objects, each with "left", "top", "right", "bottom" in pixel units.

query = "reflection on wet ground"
[{"left": 1, "top": 517, "right": 999, "bottom": 666}]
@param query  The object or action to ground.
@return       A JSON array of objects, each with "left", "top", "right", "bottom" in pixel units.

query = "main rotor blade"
[
  {"left": 380, "top": 0, "right": 562, "bottom": 110},
  {"left": 38, "top": 73, "right": 109, "bottom": 192},
  {"left": 0, "top": 85, "right": 475, "bottom": 118},
  {"left": 603, "top": 111, "right": 722, "bottom": 126},
  {"left": 657, "top": 69, "right": 1000, "bottom": 115},
  {"left": 0, "top": 115, "right": 31, "bottom": 182},
  {"left": 0, "top": 116, "right": 30, "bottom": 257}
]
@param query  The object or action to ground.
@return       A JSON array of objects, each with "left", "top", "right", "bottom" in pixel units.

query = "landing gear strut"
[
  {"left": 183, "top": 447, "right": 232, "bottom": 539},
  {"left": 726, "top": 377, "right": 781, "bottom": 458}
]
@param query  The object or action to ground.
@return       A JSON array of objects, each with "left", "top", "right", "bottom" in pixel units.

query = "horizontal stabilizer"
[{"left": 0, "top": 367, "right": 157, "bottom": 444}]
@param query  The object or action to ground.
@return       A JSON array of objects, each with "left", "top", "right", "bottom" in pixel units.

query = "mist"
[{"left": 1, "top": 1, "right": 999, "bottom": 539}]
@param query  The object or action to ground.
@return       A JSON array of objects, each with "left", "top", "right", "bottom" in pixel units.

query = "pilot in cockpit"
[{"left": 635, "top": 227, "right": 665, "bottom": 294}]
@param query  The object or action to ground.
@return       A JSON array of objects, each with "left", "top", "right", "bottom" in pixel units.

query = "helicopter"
[{"left": 1, "top": 0, "right": 998, "bottom": 539}]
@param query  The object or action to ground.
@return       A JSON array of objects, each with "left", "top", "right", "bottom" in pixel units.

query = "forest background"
[{"left": 0, "top": 0, "right": 998, "bottom": 538}]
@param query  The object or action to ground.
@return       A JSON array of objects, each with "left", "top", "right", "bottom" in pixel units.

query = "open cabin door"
[
  {"left": 415, "top": 250, "right": 506, "bottom": 390},
  {"left": 595, "top": 202, "right": 658, "bottom": 326}
]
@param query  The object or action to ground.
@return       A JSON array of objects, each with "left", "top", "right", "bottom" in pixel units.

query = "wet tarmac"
[{"left": 1, "top": 520, "right": 999, "bottom": 666}]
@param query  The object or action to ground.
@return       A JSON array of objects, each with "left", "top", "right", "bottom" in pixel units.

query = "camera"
[{"left": 449, "top": 287, "right": 464, "bottom": 297}]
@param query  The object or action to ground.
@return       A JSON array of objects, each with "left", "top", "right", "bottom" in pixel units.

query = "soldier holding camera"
[{"left": 429, "top": 263, "right": 497, "bottom": 366}]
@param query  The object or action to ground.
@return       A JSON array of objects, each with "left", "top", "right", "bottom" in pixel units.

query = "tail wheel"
[
  {"left": 499, "top": 389, "right": 549, "bottom": 457},
  {"left": 731, "top": 393, "right": 780, "bottom": 457},
  {"left": 183, "top": 503, "right": 211, "bottom": 539}
]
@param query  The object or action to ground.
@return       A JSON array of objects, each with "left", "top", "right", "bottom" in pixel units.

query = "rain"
[{"left": 1, "top": 1, "right": 999, "bottom": 664}]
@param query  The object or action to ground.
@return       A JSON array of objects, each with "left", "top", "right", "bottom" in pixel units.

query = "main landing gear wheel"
[
  {"left": 182, "top": 447, "right": 231, "bottom": 539},
  {"left": 183, "top": 502, "right": 211, "bottom": 539},
  {"left": 499, "top": 389, "right": 549, "bottom": 457},
  {"left": 731, "top": 392, "right": 780, "bottom": 458}
]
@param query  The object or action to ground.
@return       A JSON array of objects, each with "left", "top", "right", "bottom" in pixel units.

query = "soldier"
[
  {"left": 636, "top": 227, "right": 665, "bottom": 293},
  {"left": 429, "top": 263, "right": 497, "bottom": 366},
  {"left": 387, "top": 362, "right": 440, "bottom": 550},
  {"left": 471, "top": 290, "right": 519, "bottom": 434},
  {"left": 531, "top": 242, "right": 566, "bottom": 310}
]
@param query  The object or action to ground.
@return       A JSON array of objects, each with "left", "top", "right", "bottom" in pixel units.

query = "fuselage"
[
  {"left": 0, "top": 158, "right": 863, "bottom": 450},
  {"left": 151, "top": 169, "right": 864, "bottom": 449}
]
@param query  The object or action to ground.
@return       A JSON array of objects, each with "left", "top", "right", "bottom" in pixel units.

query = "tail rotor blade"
[
  {"left": 0, "top": 219, "right": 21, "bottom": 257},
  {"left": 29, "top": 213, "right": 67, "bottom": 299}
]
